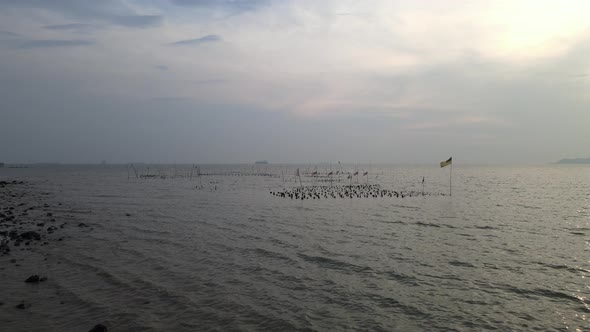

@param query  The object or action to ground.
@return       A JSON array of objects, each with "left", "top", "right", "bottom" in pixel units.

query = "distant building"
[{"left": 255, "top": 160, "right": 269, "bottom": 164}]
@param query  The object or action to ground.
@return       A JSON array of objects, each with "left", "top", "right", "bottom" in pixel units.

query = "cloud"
[
  {"left": 0, "top": 0, "right": 163, "bottom": 28},
  {"left": 169, "top": 34, "right": 221, "bottom": 46},
  {"left": 17, "top": 39, "right": 94, "bottom": 49},
  {"left": 0, "top": 30, "right": 20, "bottom": 38},
  {"left": 192, "top": 79, "right": 226, "bottom": 85},
  {"left": 0, "top": 30, "right": 94, "bottom": 48},
  {"left": 169, "top": 0, "right": 269, "bottom": 12},
  {"left": 44, "top": 23, "right": 96, "bottom": 31},
  {"left": 109, "top": 15, "right": 162, "bottom": 28}
]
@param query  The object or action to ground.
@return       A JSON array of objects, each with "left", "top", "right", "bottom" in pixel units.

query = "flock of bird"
[{"left": 270, "top": 184, "right": 436, "bottom": 200}]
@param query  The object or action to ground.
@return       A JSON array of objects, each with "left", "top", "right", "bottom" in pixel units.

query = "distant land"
[{"left": 556, "top": 157, "right": 590, "bottom": 164}]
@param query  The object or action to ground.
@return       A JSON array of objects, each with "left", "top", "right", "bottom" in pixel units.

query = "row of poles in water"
[{"left": 124, "top": 160, "right": 453, "bottom": 197}]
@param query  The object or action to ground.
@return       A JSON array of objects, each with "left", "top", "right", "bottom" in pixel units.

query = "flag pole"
[{"left": 449, "top": 158, "right": 452, "bottom": 196}]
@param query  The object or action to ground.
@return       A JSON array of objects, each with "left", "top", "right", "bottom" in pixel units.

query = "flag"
[
  {"left": 363, "top": 171, "right": 368, "bottom": 176},
  {"left": 440, "top": 157, "right": 452, "bottom": 168},
  {"left": 347, "top": 174, "right": 352, "bottom": 179},
  {"left": 312, "top": 171, "right": 318, "bottom": 176},
  {"left": 422, "top": 176, "right": 425, "bottom": 183},
  {"left": 354, "top": 171, "right": 358, "bottom": 176},
  {"left": 328, "top": 171, "right": 333, "bottom": 176}
]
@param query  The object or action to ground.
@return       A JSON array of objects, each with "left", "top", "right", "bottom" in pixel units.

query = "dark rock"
[
  {"left": 89, "top": 324, "right": 108, "bottom": 332},
  {"left": 78, "top": 223, "right": 88, "bottom": 227},
  {"left": 25, "top": 275, "right": 40, "bottom": 283},
  {"left": 40, "top": 277, "right": 48, "bottom": 282},
  {"left": 10, "top": 259, "right": 16, "bottom": 263},
  {"left": 16, "top": 303, "right": 26, "bottom": 309},
  {"left": 8, "top": 230, "right": 19, "bottom": 240},
  {"left": 125, "top": 213, "right": 131, "bottom": 217},
  {"left": 36, "top": 223, "right": 45, "bottom": 227},
  {"left": 20, "top": 231, "right": 41, "bottom": 241},
  {"left": 0, "top": 240, "right": 9, "bottom": 254}
]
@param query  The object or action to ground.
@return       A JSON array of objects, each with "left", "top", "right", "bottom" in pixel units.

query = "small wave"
[
  {"left": 514, "top": 204, "right": 541, "bottom": 210},
  {"left": 449, "top": 260, "right": 476, "bottom": 268},
  {"left": 389, "top": 220, "right": 407, "bottom": 225},
  {"left": 297, "top": 253, "right": 372, "bottom": 273},
  {"left": 414, "top": 221, "right": 457, "bottom": 229},
  {"left": 473, "top": 225, "right": 497, "bottom": 230},
  {"left": 415, "top": 221, "right": 440, "bottom": 228},
  {"left": 53, "top": 208, "right": 93, "bottom": 214},
  {"left": 382, "top": 270, "right": 419, "bottom": 286},
  {"left": 500, "top": 284, "right": 581, "bottom": 304},
  {"left": 535, "top": 262, "right": 590, "bottom": 274},
  {"left": 363, "top": 292, "right": 430, "bottom": 319},
  {"left": 248, "top": 247, "right": 295, "bottom": 263}
]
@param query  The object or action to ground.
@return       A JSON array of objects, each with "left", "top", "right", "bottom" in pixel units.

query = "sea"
[{"left": 1, "top": 164, "right": 589, "bottom": 331}]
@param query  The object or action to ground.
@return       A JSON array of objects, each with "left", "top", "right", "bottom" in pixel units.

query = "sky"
[{"left": 1, "top": 0, "right": 589, "bottom": 164}]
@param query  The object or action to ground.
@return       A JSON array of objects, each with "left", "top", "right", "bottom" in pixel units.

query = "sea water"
[{"left": 1, "top": 164, "right": 589, "bottom": 331}]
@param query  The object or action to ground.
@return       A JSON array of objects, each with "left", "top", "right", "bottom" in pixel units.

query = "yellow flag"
[{"left": 440, "top": 157, "right": 452, "bottom": 168}]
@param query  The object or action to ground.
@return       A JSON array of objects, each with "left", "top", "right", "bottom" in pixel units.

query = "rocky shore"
[
  {"left": 0, "top": 179, "right": 108, "bottom": 332},
  {"left": 0, "top": 180, "right": 66, "bottom": 257}
]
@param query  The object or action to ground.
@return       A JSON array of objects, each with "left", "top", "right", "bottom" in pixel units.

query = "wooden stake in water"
[
  {"left": 422, "top": 176, "right": 425, "bottom": 196},
  {"left": 281, "top": 168, "right": 285, "bottom": 188},
  {"left": 197, "top": 166, "right": 202, "bottom": 188}
]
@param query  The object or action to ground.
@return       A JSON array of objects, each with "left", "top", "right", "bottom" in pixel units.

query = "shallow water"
[{"left": 1, "top": 164, "right": 590, "bottom": 331}]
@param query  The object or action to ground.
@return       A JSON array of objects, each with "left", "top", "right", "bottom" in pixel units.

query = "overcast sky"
[{"left": 1, "top": 0, "right": 589, "bottom": 164}]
